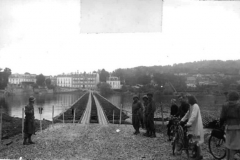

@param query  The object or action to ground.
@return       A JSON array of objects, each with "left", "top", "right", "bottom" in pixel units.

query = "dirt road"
[{"left": 0, "top": 123, "right": 215, "bottom": 160}]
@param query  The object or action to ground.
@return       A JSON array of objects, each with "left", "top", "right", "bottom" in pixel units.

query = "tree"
[
  {"left": 97, "top": 82, "right": 113, "bottom": 95},
  {"left": 3, "top": 68, "right": 11, "bottom": 77},
  {"left": 45, "top": 78, "right": 51, "bottom": 86},
  {"left": 0, "top": 67, "right": 12, "bottom": 90},
  {"left": 237, "top": 84, "right": 240, "bottom": 91},
  {"left": 137, "top": 75, "right": 151, "bottom": 85},
  {"left": 99, "top": 69, "right": 110, "bottom": 82},
  {"left": 36, "top": 74, "right": 46, "bottom": 87}
]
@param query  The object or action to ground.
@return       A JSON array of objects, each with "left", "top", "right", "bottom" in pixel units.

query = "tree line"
[
  {"left": 98, "top": 60, "right": 240, "bottom": 94},
  {"left": 0, "top": 68, "right": 12, "bottom": 90}
]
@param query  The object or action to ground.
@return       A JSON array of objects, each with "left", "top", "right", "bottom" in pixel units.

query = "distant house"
[
  {"left": 50, "top": 76, "right": 57, "bottom": 86},
  {"left": 106, "top": 76, "right": 122, "bottom": 89},
  {"left": 57, "top": 72, "right": 99, "bottom": 89},
  {"left": 9, "top": 73, "right": 36, "bottom": 85},
  {"left": 174, "top": 73, "right": 188, "bottom": 76},
  {"left": 57, "top": 75, "right": 72, "bottom": 88},
  {"left": 186, "top": 77, "right": 197, "bottom": 88},
  {"left": 193, "top": 74, "right": 203, "bottom": 77}
]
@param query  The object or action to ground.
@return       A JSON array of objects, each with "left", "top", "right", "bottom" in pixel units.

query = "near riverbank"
[
  {"left": 1, "top": 113, "right": 52, "bottom": 140},
  {"left": 0, "top": 123, "right": 216, "bottom": 160}
]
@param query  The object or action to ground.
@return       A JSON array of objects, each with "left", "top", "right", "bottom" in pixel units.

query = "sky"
[
  {"left": 0, "top": 0, "right": 240, "bottom": 76},
  {"left": 80, "top": 0, "right": 162, "bottom": 33}
]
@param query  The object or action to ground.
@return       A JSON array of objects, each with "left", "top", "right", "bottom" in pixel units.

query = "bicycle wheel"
[
  {"left": 172, "top": 133, "right": 183, "bottom": 155},
  {"left": 189, "top": 143, "right": 197, "bottom": 158},
  {"left": 208, "top": 135, "right": 226, "bottom": 160},
  {"left": 234, "top": 152, "right": 240, "bottom": 160}
]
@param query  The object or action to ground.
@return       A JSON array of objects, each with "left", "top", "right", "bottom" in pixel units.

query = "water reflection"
[{"left": 4, "top": 92, "right": 84, "bottom": 120}]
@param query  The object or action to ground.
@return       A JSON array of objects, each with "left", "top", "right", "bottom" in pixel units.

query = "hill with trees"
[{"left": 110, "top": 60, "right": 240, "bottom": 94}]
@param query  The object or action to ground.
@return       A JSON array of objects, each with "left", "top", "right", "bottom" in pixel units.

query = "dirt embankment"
[
  {"left": 1, "top": 113, "right": 52, "bottom": 140},
  {"left": 0, "top": 124, "right": 215, "bottom": 160}
]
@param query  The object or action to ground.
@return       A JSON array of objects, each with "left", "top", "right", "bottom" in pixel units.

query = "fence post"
[
  {"left": 160, "top": 102, "right": 164, "bottom": 126},
  {"left": 63, "top": 112, "right": 65, "bottom": 124},
  {"left": 22, "top": 107, "right": 24, "bottom": 139},
  {"left": 0, "top": 105, "right": 2, "bottom": 146},
  {"left": 52, "top": 105, "right": 54, "bottom": 127},
  {"left": 113, "top": 110, "right": 114, "bottom": 124},
  {"left": 73, "top": 108, "right": 76, "bottom": 124},
  {"left": 40, "top": 113, "right": 42, "bottom": 132},
  {"left": 120, "top": 104, "right": 122, "bottom": 124}
]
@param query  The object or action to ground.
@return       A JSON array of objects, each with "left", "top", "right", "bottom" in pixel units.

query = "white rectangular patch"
[{"left": 80, "top": 0, "right": 163, "bottom": 33}]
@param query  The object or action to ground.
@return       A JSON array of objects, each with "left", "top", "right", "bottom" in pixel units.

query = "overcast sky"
[{"left": 0, "top": 0, "right": 240, "bottom": 76}]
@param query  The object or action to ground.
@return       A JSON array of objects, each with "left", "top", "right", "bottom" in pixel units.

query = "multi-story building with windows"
[
  {"left": 56, "top": 72, "right": 100, "bottom": 89},
  {"left": 9, "top": 73, "right": 36, "bottom": 85},
  {"left": 57, "top": 75, "right": 72, "bottom": 88},
  {"left": 50, "top": 76, "right": 57, "bottom": 86},
  {"left": 106, "top": 76, "right": 122, "bottom": 89}
]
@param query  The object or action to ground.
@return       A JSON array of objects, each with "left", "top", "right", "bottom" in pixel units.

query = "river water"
[
  {"left": 104, "top": 93, "right": 226, "bottom": 118},
  {"left": 2, "top": 92, "right": 85, "bottom": 120},
  {"left": 3, "top": 92, "right": 226, "bottom": 121}
]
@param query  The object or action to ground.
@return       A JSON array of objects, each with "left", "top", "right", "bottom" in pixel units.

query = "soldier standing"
[
  {"left": 138, "top": 97, "right": 144, "bottom": 129},
  {"left": 142, "top": 95, "right": 149, "bottom": 136},
  {"left": 23, "top": 96, "right": 36, "bottom": 145},
  {"left": 145, "top": 93, "right": 156, "bottom": 138},
  {"left": 132, "top": 95, "right": 142, "bottom": 135}
]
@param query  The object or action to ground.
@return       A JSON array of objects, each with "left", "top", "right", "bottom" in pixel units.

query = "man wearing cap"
[
  {"left": 23, "top": 96, "right": 36, "bottom": 145},
  {"left": 132, "top": 95, "right": 142, "bottom": 135},
  {"left": 145, "top": 93, "right": 156, "bottom": 138},
  {"left": 142, "top": 95, "right": 150, "bottom": 136},
  {"left": 138, "top": 97, "right": 145, "bottom": 129}
]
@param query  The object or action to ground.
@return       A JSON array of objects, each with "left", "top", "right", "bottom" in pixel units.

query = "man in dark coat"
[
  {"left": 23, "top": 96, "right": 36, "bottom": 145},
  {"left": 167, "top": 99, "right": 179, "bottom": 141},
  {"left": 144, "top": 93, "right": 156, "bottom": 138},
  {"left": 176, "top": 94, "right": 190, "bottom": 119},
  {"left": 132, "top": 95, "right": 142, "bottom": 135},
  {"left": 138, "top": 98, "right": 144, "bottom": 129},
  {"left": 142, "top": 95, "right": 148, "bottom": 132}
]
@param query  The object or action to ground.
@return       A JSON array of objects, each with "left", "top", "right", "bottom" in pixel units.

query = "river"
[
  {"left": 2, "top": 91, "right": 85, "bottom": 120},
  {"left": 104, "top": 93, "right": 226, "bottom": 118},
  {"left": 2, "top": 92, "right": 226, "bottom": 121}
]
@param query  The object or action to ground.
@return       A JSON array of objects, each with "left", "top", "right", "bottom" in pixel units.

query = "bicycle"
[
  {"left": 172, "top": 121, "right": 197, "bottom": 159},
  {"left": 168, "top": 116, "right": 180, "bottom": 141},
  {"left": 209, "top": 127, "right": 240, "bottom": 160}
]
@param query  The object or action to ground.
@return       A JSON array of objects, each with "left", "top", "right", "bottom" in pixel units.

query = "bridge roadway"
[
  {"left": 80, "top": 92, "right": 92, "bottom": 124},
  {"left": 80, "top": 91, "right": 108, "bottom": 125},
  {"left": 93, "top": 94, "right": 108, "bottom": 125}
]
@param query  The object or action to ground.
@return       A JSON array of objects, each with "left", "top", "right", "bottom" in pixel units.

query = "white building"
[
  {"left": 56, "top": 72, "right": 100, "bottom": 89},
  {"left": 9, "top": 73, "right": 36, "bottom": 85},
  {"left": 186, "top": 77, "right": 197, "bottom": 88},
  {"left": 106, "top": 76, "right": 121, "bottom": 89},
  {"left": 57, "top": 75, "right": 72, "bottom": 88}
]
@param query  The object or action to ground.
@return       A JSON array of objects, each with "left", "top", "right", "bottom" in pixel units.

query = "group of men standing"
[{"left": 132, "top": 93, "right": 156, "bottom": 138}]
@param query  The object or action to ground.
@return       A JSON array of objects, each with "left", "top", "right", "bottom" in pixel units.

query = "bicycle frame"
[
  {"left": 172, "top": 121, "right": 197, "bottom": 158},
  {"left": 209, "top": 129, "right": 240, "bottom": 160}
]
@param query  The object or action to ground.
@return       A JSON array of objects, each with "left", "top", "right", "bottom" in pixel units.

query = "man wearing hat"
[
  {"left": 145, "top": 93, "right": 156, "bottom": 138},
  {"left": 23, "top": 96, "right": 36, "bottom": 145},
  {"left": 142, "top": 95, "right": 150, "bottom": 136},
  {"left": 132, "top": 95, "right": 142, "bottom": 135}
]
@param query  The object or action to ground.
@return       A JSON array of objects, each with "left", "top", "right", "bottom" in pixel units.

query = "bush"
[{"left": 98, "top": 82, "right": 113, "bottom": 95}]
